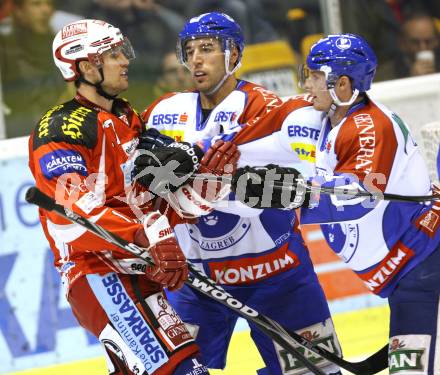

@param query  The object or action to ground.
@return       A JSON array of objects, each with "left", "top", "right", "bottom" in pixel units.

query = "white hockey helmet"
[{"left": 53, "top": 19, "right": 135, "bottom": 82}]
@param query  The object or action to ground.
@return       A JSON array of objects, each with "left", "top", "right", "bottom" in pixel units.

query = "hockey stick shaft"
[
  {"left": 185, "top": 266, "right": 388, "bottom": 375},
  {"left": 181, "top": 172, "right": 440, "bottom": 203},
  {"left": 26, "top": 186, "right": 388, "bottom": 374},
  {"left": 25, "top": 186, "right": 325, "bottom": 375}
]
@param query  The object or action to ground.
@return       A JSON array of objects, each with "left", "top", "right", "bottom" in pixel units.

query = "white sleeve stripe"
[
  {"left": 94, "top": 134, "right": 107, "bottom": 202},
  {"left": 46, "top": 209, "right": 108, "bottom": 244}
]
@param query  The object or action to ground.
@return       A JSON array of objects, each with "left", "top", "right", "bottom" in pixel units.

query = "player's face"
[
  {"left": 100, "top": 46, "right": 130, "bottom": 94},
  {"left": 184, "top": 38, "right": 226, "bottom": 93},
  {"left": 303, "top": 70, "right": 333, "bottom": 111}
]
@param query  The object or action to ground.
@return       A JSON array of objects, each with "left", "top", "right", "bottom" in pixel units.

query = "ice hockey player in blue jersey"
[
  {"left": 233, "top": 33, "right": 440, "bottom": 374},
  {"left": 134, "top": 12, "right": 342, "bottom": 375}
]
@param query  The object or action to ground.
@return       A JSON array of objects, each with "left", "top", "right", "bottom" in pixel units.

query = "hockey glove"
[
  {"left": 133, "top": 141, "right": 204, "bottom": 194},
  {"left": 199, "top": 140, "right": 240, "bottom": 175},
  {"left": 137, "top": 128, "right": 174, "bottom": 151},
  {"left": 170, "top": 140, "right": 240, "bottom": 217},
  {"left": 231, "top": 164, "right": 309, "bottom": 209},
  {"left": 134, "top": 211, "right": 188, "bottom": 291}
]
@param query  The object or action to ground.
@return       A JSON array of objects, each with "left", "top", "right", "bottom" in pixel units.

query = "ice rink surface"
[{"left": 6, "top": 304, "right": 389, "bottom": 375}]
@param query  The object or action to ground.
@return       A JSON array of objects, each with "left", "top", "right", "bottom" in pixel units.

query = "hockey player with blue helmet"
[
  {"left": 176, "top": 12, "right": 244, "bottom": 95},
  {"left": 135, "top": 12, "right": 343, "bottom": 375},
  {"left": 234, "top": 33, "right": 440, "bottom": 374},
  {"left": 299, "top": 34, "right": 377, "bottom": 106}
]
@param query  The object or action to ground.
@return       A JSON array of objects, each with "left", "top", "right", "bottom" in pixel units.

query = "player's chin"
[
  {"left": 117, "top": 81, "right": 129, "bottom": 93},
  {"left": 312, "top": 100, "right": 327, "bottom": 111},
  {"left": 195, "top": 82, "right": 210, "bottom": 93}
]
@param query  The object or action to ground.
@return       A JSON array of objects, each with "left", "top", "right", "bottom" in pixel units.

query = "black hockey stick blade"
[
  {"left": 25, "top": 186, "right": 326, "bottom": 375},
  {"left": 286, "top": 327, "right": 389, "bottom": 374}
]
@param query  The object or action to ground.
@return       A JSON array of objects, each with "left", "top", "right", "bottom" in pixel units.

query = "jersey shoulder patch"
[{"left": 33, "top": 99, "right": 99, "bottom": 150}]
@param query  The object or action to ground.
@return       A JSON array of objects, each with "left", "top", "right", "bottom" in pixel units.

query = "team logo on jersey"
[
  {"left": 179, "top": 112, "right": 188, "bottom": 124},
  {"left": 189, "top": 213, "right": 250, "bottom": 251},
  {"left": 287, "top": 125, "right": 320, "bottom": 140},
  {"left": 388, "top": 335, "right": 429, "bottom": 374},
  {"left": 202, "top": 214, "right": 219, "bottom": 226},
  {"left": 416, "top": 208, "right": 440, "bottom": 238},
  {"left": 326, "top": 140, "right": 332, "bottom": 153},
  {"left": 213, "top": 111, "right": 237, "bottom": 123},
  {"left": 209, "top": 244, "right": 299, "bottom": 285},
  {"left": 38, "top": 104, "right": 64, "bottom": 138},
  {"left": 358, "top": 241, "right": 414, "bottom": 293},
  {"left": 61, "top": 106, "right": 93, "bottom": 140},
  {"left": 151, "top": 113, "right": 188, "bottom": 126},
  {"left": 39, "top": 149, "right": 88, "bottom": 180},
  {"left": 336, "top": 37, "right": 351, "bottom": 50},
  {"left": 290, "top": 142, "right": 316, "bottom": 162},
  {"left": 321, "top": 223, "right": 359, "bottom": 262}
]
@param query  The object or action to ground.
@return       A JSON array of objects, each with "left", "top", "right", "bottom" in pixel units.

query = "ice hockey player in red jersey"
[{"left": 28, "top": 19, "right": 216, "bottom": 375}]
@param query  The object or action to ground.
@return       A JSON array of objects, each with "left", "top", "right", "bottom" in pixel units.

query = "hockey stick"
[
  {"left": 178, "top": 172, "right": 440, "bottom": 203},
  {"left": 26, "top": 186, "right": 388, "bottom": 374},
  {"left": 25, "top": 186, "right": 323, "bottom": 375}
]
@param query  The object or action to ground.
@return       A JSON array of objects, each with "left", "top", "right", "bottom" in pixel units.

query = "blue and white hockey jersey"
[
  {"left": 142, "top": 82, "right": 322, "bottom": 284},
  {"left": 295, "top": 96, "right": 440, "bottom": 297}
]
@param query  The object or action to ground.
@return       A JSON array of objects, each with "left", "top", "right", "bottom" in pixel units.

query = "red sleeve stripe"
[
  {"left": 233, "top": 98, "right": 312, "bottom": 145},
  {"left": 334, "top": 101, "right": 397, "bottom": 190}
]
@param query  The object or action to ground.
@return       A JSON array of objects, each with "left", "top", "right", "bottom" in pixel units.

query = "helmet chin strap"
[
  {"left": 78, "top": 68, "right": 118, "bottom": 101},
  {"left": 327, "top": 88, "right": 359, "bottom": 119},
  {"left": 205, "top": 49, "right": 242, "bottom": 96},
  {"left": 329, "top": 87, "right": 360, "bottom": 107}
]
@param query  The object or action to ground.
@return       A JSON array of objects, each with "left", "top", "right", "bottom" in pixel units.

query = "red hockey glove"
[
  {"left": 198, "top": 140, "right": 240, "bottom": 201},
  {"left": 199, "top": 140, "right": 240, "bottom": 175},
  {"left": 134, "top": 212, "right": 188, "bottom": 291}
]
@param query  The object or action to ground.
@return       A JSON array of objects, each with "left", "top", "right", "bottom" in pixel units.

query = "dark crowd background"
[{"left": 1, "top": 0, "right": 439, "bottom": 139}]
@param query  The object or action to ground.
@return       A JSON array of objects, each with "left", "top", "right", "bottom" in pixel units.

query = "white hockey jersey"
[{"left": 142, "top": 82, "right": 322, "bottom": 285}]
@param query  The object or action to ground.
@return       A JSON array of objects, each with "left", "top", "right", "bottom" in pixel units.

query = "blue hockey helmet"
[
  {"left": 177, "top": 12, "right": 244, "bottom": 68},
  {"left": 305, "top": 34, "right": 378, "bottom": 93}
]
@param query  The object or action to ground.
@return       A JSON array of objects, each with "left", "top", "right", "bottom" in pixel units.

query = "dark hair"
[
  {"left": 12, "top": 0, "right": 26, "bottom": 7},
  {"left": 402, "top": 10, "right": 437, "bottom": 26},
  {"left": 13, "top": 0, "right": 55, "bottom": 8}
]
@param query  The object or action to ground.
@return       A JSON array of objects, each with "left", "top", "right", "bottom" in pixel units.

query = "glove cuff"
[
  {"left": 141, "top": 211, "right": 174, "bottom": 248},
  {"left": 172, "top": 185, "right": 215, "bottom": 216}
]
